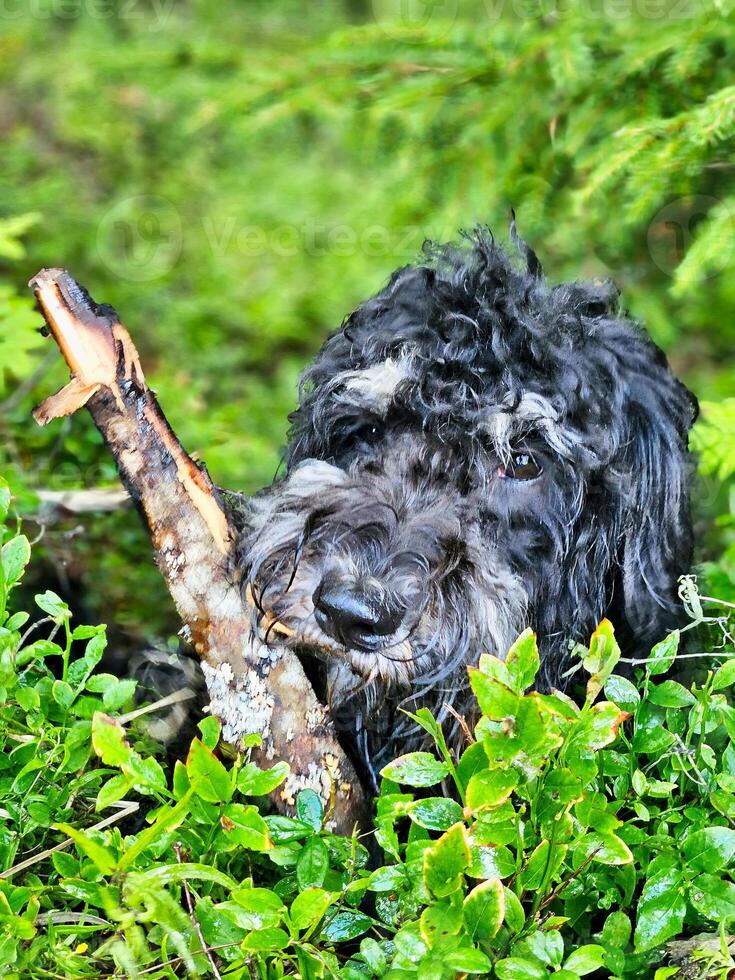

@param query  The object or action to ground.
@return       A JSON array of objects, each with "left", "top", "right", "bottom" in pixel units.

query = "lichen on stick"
[{"left": 30, "top": 268, "right": 367, "bottom": 834}]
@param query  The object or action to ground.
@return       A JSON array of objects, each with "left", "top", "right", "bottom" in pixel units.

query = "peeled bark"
[{"left": 30, "top": 269, "right": 368, "bottom": 834}]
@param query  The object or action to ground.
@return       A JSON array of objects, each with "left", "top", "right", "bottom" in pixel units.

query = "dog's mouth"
[{"left": 243, "top": 584, "right": 415, "bottom": 695}]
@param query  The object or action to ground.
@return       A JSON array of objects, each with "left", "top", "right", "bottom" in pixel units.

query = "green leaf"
[
  {"left": 198, "top": 715, "right": 221, "bottom": 748},
  {"left": 423, "top": 823, "right": 471, "bottom": 897},
  {"left": 5, "top": 611, "right": 28, "bottom": 630},
  {"left": 463, "top": 877, "right": 504, "bottom": 941},
  {"left": 494, "top": 957, "right": 547, "bottom": 979},
  {"left": 102, "top": 679, "right": 137, "bottom": 711},
  {"left": 505, "top": 628, "right": 540, "bottom": 692},
  {"left": 601, "top": 910, "right": 631, "bottom": 948},
  {"left": 646, "top": 631, "right": 679, "bottom": 676},
  {"left": 564, "top": 945, "right": 606, "bottom": 975},
  {"left": 265, "top": 815, "right": 317, "bottom": 842},
  {"left": 457, "top": 742, "right": 489, "bottom": 791},
  {"left": 195, "top": 899, "right": 247, "bottom": 961},
  {"left": 51, "top": 680, "right": 75, "bottom": 708},
  {"left": 296, "top": 835, "right": 330, "bottom": 888},
  {"left": 34, "top": 591, "right": 70, "bottom": 622},
  {"left": 53, "top": 823, "right": 116, "bottom": 875},
  {"left": 713, "top": 659, "right": 735, "bottom": 691},
  {"left": 503, "top": 886, "right": 525, "bottom": 933},
  {"left": 577, "top": 832, "right": 633, "bottom": 866},
  {"left": 689, "top": 874, "right": 735, "bottom": 922},
  {"left": 296, "top": 788, "right": 323, "bottom": 830},
  {"left": 604, "top": 674, "right": 641, "bottom": 711},
  {"left": 117, "top": 794, "right": 192, "bottom": 871},
  {"left": 408, "top": 796, "right": 463, "bottom": 831},
  {"left": 368, "top": 866, "right": 405, "bottom": 892},
  {"left": 231, "top": 887, "right": 285, "bottom": 927},
  {"left": 237, "top": 760, "right": 290, "bottom": 795},
  {"left": 241, "top": 927, "right": 289, "bottom": 952},
  {"left": 360, "top": 937, "right": 386, "bottom": 973},
  {"left": 321, "top": 910, "right": 373, "bottom": 942},
  {"left": 444, "top": 948, "right": 492, "bottom": 973},
  {"left": 219, "top": 803, "right": 272, "bottom": 852},
  {"left": 15, "top": 687, "right": 39, "bottom": 712},
  {"left": 0, "top": 477, "right": 10, "bottom": 521},
  {"left": 381, "top": 752, "right": 450, "bottom": 787},
  {"left": 420, "top": 900, "right": 463, "bottom": 945},
  {"left": 126, "top": 862, "right": 236, "bottom": 890},
  {"left": 468, "top": 843, "right": 516, "bottom": 879},
  {"left": 682, "top": 827, "right": 735, "bottom": 873},
  {"left": 518, "top": 840, "right": 567, "bottom": 889},
  {"left": 72, "top": 624, "right": 104, "bottom": 640},
  {"left": 647, "top": 680, "right": 695, "bottom": 707},
  {"left": 466, "top": 768, "right": 519, "bottom": 810},
  {"left": 1, "top": 536, "right": 30, "bottom": 588},
  {"left": 126, "top": 754, "right": 167, "bottom": 793},
  {"left": 469, "top": 669, "right": 520, "bottom": 720},
  {"left": 289, "top": 887, "right": 335, "bottom": 933},
  {"left": 518, "top": 931, "right": 564, "bottom": 968},
  {"left": 96, "top": 773, "right": 134, "bottom": 811},
  {"left": 186, "top": 738, "right": 232, "bottom": 803},
  {"left": 584, "top": 619, "right": 621, "bottom": 700},
  {"left": 91, "top": 713, "right": 131, "bottom": 767},
  {"left": 574, "top": 794, "right": 621, "bottom": 834},
  {"left": 635, "top": 888, "right": 686, "bottom": 950}
]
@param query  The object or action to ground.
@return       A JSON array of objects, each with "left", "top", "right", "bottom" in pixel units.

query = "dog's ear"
[{"left": 614, "top": 354, "right": 697, "bottom": 648}]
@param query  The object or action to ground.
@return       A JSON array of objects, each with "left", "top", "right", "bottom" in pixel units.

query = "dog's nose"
[{"left": 313, "top": 573, "right": 404, "bottom": 651}]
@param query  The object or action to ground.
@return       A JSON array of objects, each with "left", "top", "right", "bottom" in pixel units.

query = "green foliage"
[
  {"left": 691, "top": 401, "right": 735, "bottom": 601},
  {"left": 2, "top": 481, "right": 735, "bottom": 977}
]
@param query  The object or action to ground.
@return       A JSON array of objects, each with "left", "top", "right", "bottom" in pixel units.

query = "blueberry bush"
[{"left": 2, "top": 476, "right": 735, "bottom": 978}]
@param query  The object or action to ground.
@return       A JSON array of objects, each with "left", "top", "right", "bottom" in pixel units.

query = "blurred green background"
[{"left": 0, "top": 0, "right": 734, "bottom": 646}]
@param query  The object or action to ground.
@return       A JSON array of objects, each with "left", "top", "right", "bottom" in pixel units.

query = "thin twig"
[
  {"left": 17, "top": 615, "right": 55, "bottom": 649},
  {"left": 699, "top": 595, "right": 735, "bottom": 611},
  {"left": 117, "top": 688, "right": 196, "bottom": 725},
  {"left": 618, "top": 652, "right": 733, "bottom": 665},
  {"left": 44, "top": 911, "right": 110, "bottom": 926},
  {"left": 537, "top": 848, "right": 601, "bottom": 911},
  {"left": 443, "top": 701, "right": 475, "bottom": 745},
  {"left": 174, "top": 843, "right": 222, "bottom": 980},
  {"left": 0, "top": 801, "right": 139, "bottom": 879},
  {"left": 128, "top": 942, "right": 241, "bottom": 977}
]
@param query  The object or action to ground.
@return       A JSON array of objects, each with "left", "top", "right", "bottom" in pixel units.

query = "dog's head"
[{"left": 236, "top": 228, "right": 697, "bottom": 774}]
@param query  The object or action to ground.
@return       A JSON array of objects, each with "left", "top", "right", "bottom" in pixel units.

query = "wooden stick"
[{"left": 30, "top": 269, "right": 367, "bottom": 833}]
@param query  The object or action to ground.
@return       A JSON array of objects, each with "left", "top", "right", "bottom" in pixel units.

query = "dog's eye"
[
  {"left": 353, "top": 421, "right": 382, "bottom": 445},
  {"left": 331, "top": 420, "right": 383, "bottom": 459},
  {"left": 499, "top": 451, "right": 543, "bottom": 481}
]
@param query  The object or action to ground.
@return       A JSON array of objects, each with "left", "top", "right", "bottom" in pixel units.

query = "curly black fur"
[{"left": 234, "top": 226, "right": 697, "bottom": 785}]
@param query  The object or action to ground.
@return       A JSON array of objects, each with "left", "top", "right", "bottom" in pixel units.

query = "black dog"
[{"left": 234, "top": 226, "right": 697, "bottom": 785}]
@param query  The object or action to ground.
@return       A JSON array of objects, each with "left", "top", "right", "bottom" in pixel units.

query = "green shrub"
[
  {"left": 2, "top": 0, "right": 734, "bottom": 651},
  {"left": 2, "top": 477, "right": 735, "bottom": 978}
]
